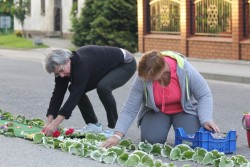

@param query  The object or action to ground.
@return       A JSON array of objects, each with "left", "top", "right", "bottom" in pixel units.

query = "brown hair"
[{"left": 138, "top": 50, "right": 165, "bottom": 80}]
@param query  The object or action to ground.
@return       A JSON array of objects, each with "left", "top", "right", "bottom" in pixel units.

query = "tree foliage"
[
  {"left": 71, "top": 0, "right": 138, "bottom": 52},
  {"left": 11, "top": 0, "right": 30, "bottom": 36},
  {"left": 0, "top": 0, "right": 14, "bottom": 14}
]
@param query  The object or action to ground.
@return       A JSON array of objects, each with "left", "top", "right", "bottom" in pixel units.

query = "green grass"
[{"left": 0, "top": 34, "right": 48, "bottom": 49}]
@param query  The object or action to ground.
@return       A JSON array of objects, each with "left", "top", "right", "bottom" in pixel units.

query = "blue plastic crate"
[{"left": 175, "top": 127, "right": 236, "bottom": 154}]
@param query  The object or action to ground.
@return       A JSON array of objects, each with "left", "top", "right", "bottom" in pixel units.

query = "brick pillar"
[
  {"left": 137, "top": 0, "right": 147, "bottom": 53},
  {"left": 180, "top": 0, "right": 191, "bottom": 56},
  {"left": 231, "top": 0, "right": 243, "bottom": 59}
]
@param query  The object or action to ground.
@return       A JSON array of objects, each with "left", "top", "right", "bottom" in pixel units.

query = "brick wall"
[
  {"left": 144, "top": 34, "right": 181, "bottom": 52},
  {"left": 241, "top": 40, "right": 250, "bottom": 60},
  {"left": 188, "top": 38, "right": 233, "bottom": 59}
]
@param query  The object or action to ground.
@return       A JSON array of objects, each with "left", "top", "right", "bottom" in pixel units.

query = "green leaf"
[
  {"left": 4, "top": 131, "right": 15, "bottom": 137},
  {"left": 210, "top": 150, "right": 224, "bottom": 159},
  {"left": 231, "top": 155, "right": 249, "bottom": 165},
  {"left": 2, "top": 112, "right": 14, "bottom": 120},
  {"left": 118, "top": 139, "right": 132, "bottom": 149},
  {"left": 101, "top": 151, "right": 117, "bottom": 164},
  {"left": 151, "top": 143, "right": 163, "bottom": 156},
  {"left": 90, "top": 150, "right": 102, "bottom": 162},
  {"left": 16, "top": 115, "right": 25, "bottom": 123},
  {"left": 175, "top": 144, "right": 192, "bottom": 153},
  {"left": 4, "top": 128, "right": 15, "bottom": 137},
  {"left": 19, "top": 130, "right": 28, "bottom": 138},
  {"left": 202, "top": 152, "right": 216, "bottom": 165},
  {"left": 125, "top": 154, "right": 140, "bottom": 167},
  {"left": 168, "top": 162, "right": 177, "bottom": 167},
  {"left": 52, "top": 138, "right": 62, "bottom": 149},
  {"left": 24, "top": 120, "right": 31, "bottom": 125},
  {"left": 107, "top": 146, "right": 124, "bottom": 156},
  {"left": 138, "top": 141, "right": 153, "bottom": 153},
  {"left": 136, "top": 163, "right": 148, "bottom": 167},
  {"left": 81, "top": 142, "right": 97, "bottom": 157},
  {"left": 213, "top": 159, "right": 220, "bottom": 167},
  {"left": 154, "top": 159, "right": 163, "bottom": 167},
  {"left": 42, "top": 137, "right": 54, "bottom": 148},
  {"left": 97, "top": 147, "right": 107, "bottom": 154},
  {"left": 85, "top": 133, "right": 98, "bottom": 140},
  {"left": 240, "top": 162, "right": 250, "bottom": 167},
  {"left": 117, "top": 152, "right": 129, "bottom": 165},
  {"left": 182, "top": 150, "right": 195, "bottom": 160},
  {"left": 69, "top": 143, "right": 84, "bottom": 157},
  {"left": 192, "top": 154, "right": 204, "bottom": 163},
  {"left": 155, "top": 159, "right": 172, "bottom": 167},
  {"left": 33, "top": 132, "right": 45, "bottom": 144},
  {"left": 59, "top": 140, "right": 74, "bottom": 152},
  {"left": 141, "top": 154, "right": 154, "bottom": 167},
  {"left": 96, "top": 134, "right": 107, "bottom": 141},
  {"left": 129, "top": 143, "right": 138, "bottom": 150},
  {"left": 84, "top": 142, "right": 97, "bottom": 151},
  {"left": 161, "top": 144, "right": 172, "bottom": 158},
  {"left": 132, "top": 150, "right": 147, "bottom": 159},
  {"left": 169, "top": 147, "right": 181, "bottom": 160},
  {"left": 182, "top": 165, "right": 192, "bottom": 167},
  {"left": 192, "top": 147, "right": 207, "bottom": 163},
  {"left": 83, "top": 147, "right": 92, "bottom": 157},
  {"left": 218, "top": 156, "right": 234, "bottom": 167}
]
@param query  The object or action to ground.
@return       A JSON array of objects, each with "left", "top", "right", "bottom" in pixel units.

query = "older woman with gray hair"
[{"left": 42, "top": 45, "right": 136, "bottom": 137}]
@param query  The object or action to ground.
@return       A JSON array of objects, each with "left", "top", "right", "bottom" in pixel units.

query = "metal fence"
[
  {"left": 149, "top": 0, "right": 180, "bottom": 34},
  {"left": 194, "top": 0, "right": 232, "bottom": 36},
  {"left": 149, "top": 0, "right": 232, "bottom": 36}
]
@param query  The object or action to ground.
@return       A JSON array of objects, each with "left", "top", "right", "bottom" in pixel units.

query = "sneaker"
[
  {"left": 100, "top": 127, "right": 114, "bottom": 138},
  {"left": 77, "top": 123, "right": 103, "bottom": 134}
]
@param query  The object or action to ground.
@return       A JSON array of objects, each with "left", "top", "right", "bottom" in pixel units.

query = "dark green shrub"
[{"left": 71, "top": 0, "right": 137, "bottom": 52}]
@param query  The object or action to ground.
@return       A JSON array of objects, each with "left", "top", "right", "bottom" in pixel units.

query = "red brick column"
[
  {"left": 137, "top": 0, "right": 147, "bottom": 53},
  {"left": 180, "top": 0, "right": 191, "bottom": 56},
  {"left": 231, "top": 0, "right": 243, "bottom": 59}
]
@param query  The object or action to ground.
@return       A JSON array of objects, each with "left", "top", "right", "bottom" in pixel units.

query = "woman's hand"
[
  {"left": 203, "top": 121, "right": 220, "bottom": 133},
  {"left": 101, "top": 136, "right": 121, "bottom": 148},
  {"left": 42, "top": 122, "right": 58, "bottom": 136},
  {"left": 42, "top": 115, "right": 65, "bottom": 136},
  {"left": 101, "top": 132, "right": 123, "bottom": 148}
]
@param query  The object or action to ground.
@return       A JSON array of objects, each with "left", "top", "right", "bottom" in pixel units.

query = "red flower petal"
[
  {"left": 52, "top": 130, "right": 60, "bottom": 137},
  {"left": 65, "top": 128, "right": 74, "bottom": 135}
]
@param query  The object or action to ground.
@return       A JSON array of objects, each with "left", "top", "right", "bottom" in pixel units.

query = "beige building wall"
[
  {"left": 61, "top": 0, "right": 85, "bottom": 36},
  {"left": 14, "top": 0, "right": 85, "bottom": 38}
]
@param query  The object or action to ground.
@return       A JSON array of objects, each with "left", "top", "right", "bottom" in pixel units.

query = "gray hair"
[{"left": 43, "top": 48, "right": 73, "bottom": 73}]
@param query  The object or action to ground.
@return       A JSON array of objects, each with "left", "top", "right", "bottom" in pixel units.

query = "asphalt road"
[{"left": 0, "top": 49, "right": 250, "bottom": 166}]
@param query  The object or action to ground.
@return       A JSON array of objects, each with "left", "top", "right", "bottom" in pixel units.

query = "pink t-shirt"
[{"left": 153, "top": 57, "right": 183, "bottom": 114}]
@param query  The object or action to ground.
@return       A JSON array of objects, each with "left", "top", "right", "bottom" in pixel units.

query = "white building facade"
[{"left": 14, "top": 0, "right": 85, "bottom": 38}]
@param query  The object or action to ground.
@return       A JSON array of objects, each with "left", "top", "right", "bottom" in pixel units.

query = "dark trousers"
[
  {"left": 78, "top": 58, "right": 137, "bottom": 128},
  {"left": 140, "top": 110, "right": 200, "bottom": 144}
]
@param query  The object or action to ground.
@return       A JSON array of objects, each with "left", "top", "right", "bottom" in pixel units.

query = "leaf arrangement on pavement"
[{"left": 0, "top": 109, "right": 250, "bottom": 167}]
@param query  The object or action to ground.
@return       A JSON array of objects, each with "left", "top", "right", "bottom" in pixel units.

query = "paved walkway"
[{"left": 188, "top": 58, "right": 250, "bottom": 84}]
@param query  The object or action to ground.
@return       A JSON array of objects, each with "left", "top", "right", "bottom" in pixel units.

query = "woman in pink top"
[{"left": 102, "top": 50, "right": 219, "bottom": 148}]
